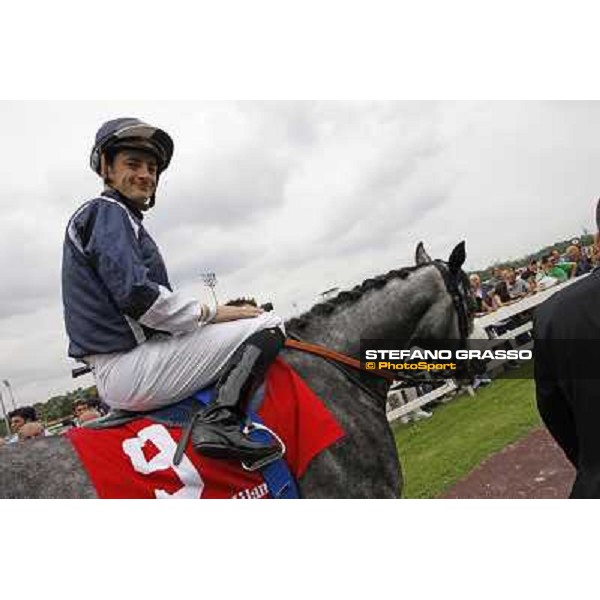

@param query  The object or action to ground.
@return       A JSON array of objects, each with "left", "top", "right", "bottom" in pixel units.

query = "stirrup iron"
[{"left": 241, "top": 422, "right": 286, "bottom": 472}]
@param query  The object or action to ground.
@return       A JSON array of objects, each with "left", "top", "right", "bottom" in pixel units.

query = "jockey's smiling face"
[{"left": 105, "top": 149, "right": 158, "bottom": 208}]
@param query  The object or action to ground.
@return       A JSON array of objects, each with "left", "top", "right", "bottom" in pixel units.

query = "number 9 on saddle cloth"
[{"left": 82, "top": 380, "right": 298, "bottom": 499}]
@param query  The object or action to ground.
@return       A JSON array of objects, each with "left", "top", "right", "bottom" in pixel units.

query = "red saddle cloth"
[{"left": 66, "top": 358, "right": 344, "bottom": 499}]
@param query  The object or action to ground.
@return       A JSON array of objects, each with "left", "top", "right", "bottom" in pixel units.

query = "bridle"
[
  {"left": 285, "top": 260, "right": 474, "bottom": 402},
  {"left": 431, "top": 259, "right": 473, "bottom": 348}
]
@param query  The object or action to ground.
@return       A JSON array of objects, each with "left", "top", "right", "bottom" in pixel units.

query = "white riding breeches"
[{"left": 86, "top": 313, "right": 284, "bottom": 412}]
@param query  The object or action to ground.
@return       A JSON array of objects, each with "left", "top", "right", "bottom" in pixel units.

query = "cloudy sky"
[{"left": 0, "top": 101, "right": 598, "bottom": 407}]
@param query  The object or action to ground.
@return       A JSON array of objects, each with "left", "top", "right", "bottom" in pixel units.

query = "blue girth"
[
  {"left": 191, "top": 388, "right": 299, "bottom": 499},
  {"left": 154, "top": 387, "right": 298, "bottom": 499}
]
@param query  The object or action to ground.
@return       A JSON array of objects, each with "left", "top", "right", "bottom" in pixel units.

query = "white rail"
[{"left": 387, "top": 381, "right": 457, "bottom": 422}]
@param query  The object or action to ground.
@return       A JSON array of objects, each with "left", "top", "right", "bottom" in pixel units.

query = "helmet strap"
[
  {"left": 99, "top": 153, "right": 110, "bottom": 184},
  {"left": 143, "top": 171, "right": 160, "bottom": 211}
]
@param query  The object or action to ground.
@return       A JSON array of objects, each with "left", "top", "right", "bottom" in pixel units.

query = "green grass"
[{"left": 393, "top": 363, "right": 542, "bottom": 498}]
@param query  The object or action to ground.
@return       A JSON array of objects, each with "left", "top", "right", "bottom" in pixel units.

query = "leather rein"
[{"left": 284, "top": 338, "right": 397, "bottom": 382}]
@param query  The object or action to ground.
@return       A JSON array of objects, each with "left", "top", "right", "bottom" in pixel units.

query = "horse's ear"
[
  {"left": 415, "top": 242, "right": 432, "bottom": 265},
  {"left": 448, "top": 241, "right": 466, "bottom": 274}
]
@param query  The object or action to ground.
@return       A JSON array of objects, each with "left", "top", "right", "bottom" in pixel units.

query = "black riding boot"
[{"left": 192, "top": 327, "right": 285, "bottom": 463}]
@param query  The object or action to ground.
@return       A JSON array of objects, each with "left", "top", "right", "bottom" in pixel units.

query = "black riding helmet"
[{"left": 90, "top": 117, "right": 174, "bottom": 209}]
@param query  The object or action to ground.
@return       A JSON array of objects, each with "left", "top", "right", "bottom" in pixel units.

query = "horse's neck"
[{"left": 288, "top": 265, "right": 444, "bottom": 354}]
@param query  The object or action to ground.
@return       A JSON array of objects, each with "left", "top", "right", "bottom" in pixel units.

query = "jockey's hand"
[{"left": 213, "top": 304, "right": 264, "bottom": 323}]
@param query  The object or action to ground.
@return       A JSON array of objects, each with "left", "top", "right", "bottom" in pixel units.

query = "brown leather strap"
[{"left": 284, "top": 338, "right": 397, "bottom": 382}]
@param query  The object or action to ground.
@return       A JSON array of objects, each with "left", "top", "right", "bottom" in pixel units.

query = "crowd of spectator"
[
  {"left": 0, "top": 396, "right": 107, "bottom": 447},
  {"left": 463, "top": 239, "right": 596, "bottom": 391},
  {"left": 469, "top": 239, "right": 594, "bottom": 317}
]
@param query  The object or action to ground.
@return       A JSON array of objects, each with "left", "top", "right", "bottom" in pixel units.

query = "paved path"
[{"left": 441, "top": 427, "right": 575, "bottom": 499}]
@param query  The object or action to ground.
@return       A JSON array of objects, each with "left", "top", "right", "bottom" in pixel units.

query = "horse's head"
[
  {"left": 411, "top": 241, "right": 477, "bottom": 347},
  {"left": 285, "top": 241, "right": 477, "bottom": 360}
]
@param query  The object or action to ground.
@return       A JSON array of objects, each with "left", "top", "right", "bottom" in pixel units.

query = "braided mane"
[{"left": 286, "top": 265, "right": 418, "bottom": 333}]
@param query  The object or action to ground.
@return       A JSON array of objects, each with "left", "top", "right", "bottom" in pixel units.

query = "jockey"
[{"left": 61, "top": 117, "right": 285, "bottom": 465}]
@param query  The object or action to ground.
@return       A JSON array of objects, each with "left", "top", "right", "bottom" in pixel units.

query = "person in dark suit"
[{"left": 533, "top": 199, "right": 600, "bottom": 498}]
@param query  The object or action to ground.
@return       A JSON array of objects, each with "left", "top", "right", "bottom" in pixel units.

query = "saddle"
[{"left": 83, "top": 384, "right": 298, "bottom": 499}]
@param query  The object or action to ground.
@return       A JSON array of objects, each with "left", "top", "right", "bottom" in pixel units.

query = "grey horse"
[{"left": 0, "top": 242, "right": 474, "bottom": 498}]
